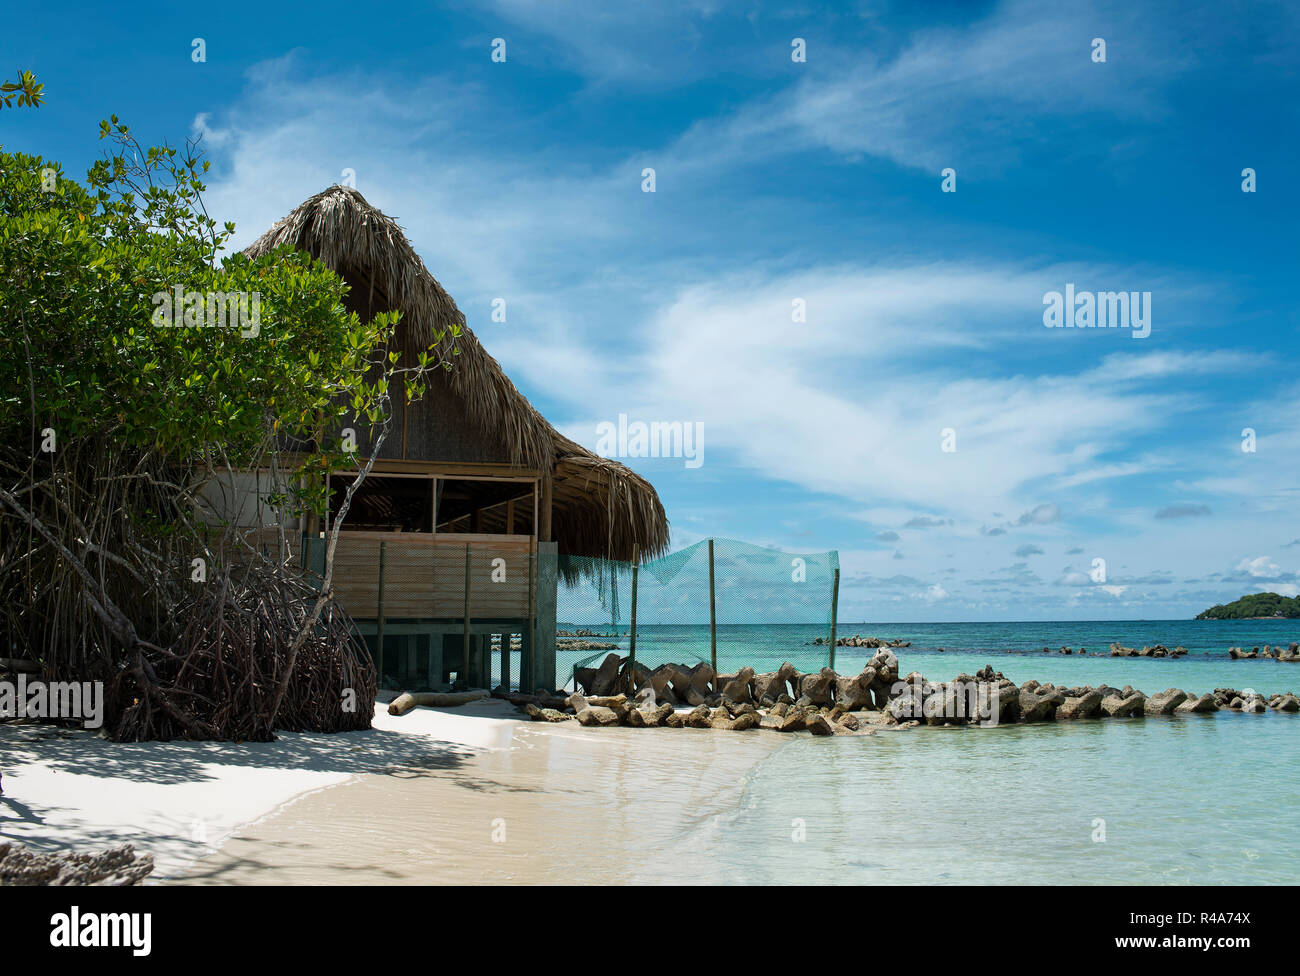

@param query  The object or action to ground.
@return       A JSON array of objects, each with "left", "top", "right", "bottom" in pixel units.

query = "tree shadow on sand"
[{"left": 0, "top": 720, "right": 478, "bottom": 787}]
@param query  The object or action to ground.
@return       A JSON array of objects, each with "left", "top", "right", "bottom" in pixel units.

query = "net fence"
[{"left": 557, "top": 539, "right": 840, "bottom": 690}]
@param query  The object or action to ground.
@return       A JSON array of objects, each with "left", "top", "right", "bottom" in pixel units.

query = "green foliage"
[
  {"left": 1196, "top": 592, "right": 1300, "bottom": 619},
  {"left": 0, "top": 70, "right": 43, "bottom": 111},
  {"left": 0, "top": 118, "right": 444, "bottom": 519}
]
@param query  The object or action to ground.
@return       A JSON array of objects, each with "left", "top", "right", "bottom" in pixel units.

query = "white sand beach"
[{"left": 0, "top": 698, "right": 529, "bottom": 880}]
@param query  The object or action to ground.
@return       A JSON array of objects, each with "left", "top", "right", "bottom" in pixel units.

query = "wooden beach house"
[{"left": 237, "top": 186, "right": 669, "bottom": 692}]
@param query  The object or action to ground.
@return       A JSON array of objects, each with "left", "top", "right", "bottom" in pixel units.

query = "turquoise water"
[
  {"left": 556, "top": 621, "right": 1300, "bottom": 696},
  {"left": 709, "top": 711, "right": 1300, "bottom": 885},
  {"left": 558, "top": 620, "right": 1300, "bottom": 885}
]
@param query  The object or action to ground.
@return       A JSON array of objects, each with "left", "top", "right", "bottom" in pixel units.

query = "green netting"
[{"left": 555, "top": 539, "right": 839, "bottom": 689}]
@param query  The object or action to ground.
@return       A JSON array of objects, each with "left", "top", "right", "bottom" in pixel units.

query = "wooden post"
[
  {"left": 462, "top": 542, "right": 472, "bottom": 687},
  {"left": 828, "top": 566, "right": 840, "bottom": 671},
  {"left": 540, "top": 475, "right": 552, "bottom": 541},
  {"left": 526, "top": 536, "right": 537, "bottom": 692},
  {"left": 628, "top": 544, "right": 639, "bottom": 692},
  {"left": 708, "top": 538, "right": 717, "bottom": 674},
  {"left": 377, "top": 540, "right": 387, "bottom": 686}
]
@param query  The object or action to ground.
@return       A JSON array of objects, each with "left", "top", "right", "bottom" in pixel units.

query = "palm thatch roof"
[{"left": 244, "top": 185, "right": 669, "bottom": 562}]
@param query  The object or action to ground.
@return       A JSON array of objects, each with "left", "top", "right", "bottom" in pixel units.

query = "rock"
[
  {"left": 524, "top": 703, "right": 572, "bottom": 722},
  {"left": 834, "top": 666, "right": 878, "bottom": 709},
  {"left": 887, "top": 688, "right": 924, "bottom": 722},
  {"left": 0, "top": 842, "right": 154, "bottom": 886},
  {"left": 1240, "top": 694, "right": 1267, "bottom": 714},
  {"left": 795, "top": 667, "right": 837, "bottom": 707},
  {"left": 1144, "top": 688, "right": 1189, "bottom": 716},
  {"left": 576, "top": 705, "right": 620, "bottom": 726},
  {"left": 1272, "top": 694, "right": 1300, "bottom": 712},
  {"left": 753, "top": 662, "right": 798, "bottom": 702},
  {"left": 717, "top": 666, "right": 755, "bottom": 703},
  {"left": 804, "top": 713, "right": 834, "bottom": 736},
  {"left": 664, "top": 709, "right": 686, "bottom": 728},
  {"left": 975, "top": 680, "right": 1020, "bottom": 725},
  {"left": 581, "top": 653, "right": 622, "bottom": 696},
  {"left": 1018, "top": 689, "right": 1057, "bottom": 723},
  {"left": 1058, "top": 690, "right": 1104, "bottom": 720},
  {"left": 685, "top": 704, "right": 713, "bottom": 729},
  {"left": 868, "top": 649, "right": 900, "bottom": 684},
  {"left": 1174, "top": 693, "right": 1218, "bottom": 714},
  {"left": 583, "top": 693, "right": 630, "bottom": 721},
  {"left": 1100, "top": 693, "right": 1146, "bottom": 718},
  {"left": 923, "top": 683, "right": 971, "bottom": 725}
]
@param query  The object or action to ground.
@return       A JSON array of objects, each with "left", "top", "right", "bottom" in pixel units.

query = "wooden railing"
[{"left": 313, "top": 532, "right": 534, "bottom": 621}]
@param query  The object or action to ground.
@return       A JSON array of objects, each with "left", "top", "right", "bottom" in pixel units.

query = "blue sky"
[{"left": 5, "top": 0, "right": 1299, "bottom": 621}]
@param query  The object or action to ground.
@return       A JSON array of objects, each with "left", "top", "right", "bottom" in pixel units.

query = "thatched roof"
[{"left": 244, "top": 185, "right": 669, "bottom": 562}]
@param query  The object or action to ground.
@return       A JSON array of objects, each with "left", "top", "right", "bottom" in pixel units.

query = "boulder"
[
  {"left": 804, "top": 713, "right": 834, "bottom": 736},
  {"left": 1175, "top": 693, "right": 1218, "bottom": 714},
  {"left": 581, "top": 653, "right": 622, "bottom": 696},
  {"left": 1144, "top": 688, "right": 1189, "bottom": 716},
  {"left": 1100, "top": 693, "right": 1146, "bottom": 718},
  {"left": 1240, "top": 694, "right": 1267, "bottom": 714},
  {"left": 717, "top": 666, "right": 755, "bottom": 703},
  {"left": 753, "top": 662, "right": 798, "bottom": 703},
  {"left": 834, "top": 666, "right": 878, "bottom": 710},
  {"left": 835, "top": 711, "right": 860, "bottom": 731},
  {"left": 1272, "top": 694, "right": 1300, "bottom": 712},
  {"left": 576, "top": 705, "right": 620, "bottom": 726},
  {"left": 1018, "top": 689, "right": 1057, "bottom": 723},
  {"left": 524, "top": 703, "right": 573, "bottom": 722},
  {"left": 795, "top": 667, "right": 837, "bottom": 707},
  {"left": 868, "top": 648, "right": 900, "bottom": 684},
  {"left": 887, "top": 689, "right": 924, "bottom": 722},
  {"left": 923, "top": 683, "right": 971, "bottom": 725},
  {"left": 685, "top": 704, "right": 714, "bottom": 728},
  {"left": 1058, "top": 690, "right": 1104, "bottom": 720}
]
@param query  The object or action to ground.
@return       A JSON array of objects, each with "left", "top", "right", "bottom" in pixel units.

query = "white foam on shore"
[{"left": 0, "top": 697, "right": 524, "bottom": 879}]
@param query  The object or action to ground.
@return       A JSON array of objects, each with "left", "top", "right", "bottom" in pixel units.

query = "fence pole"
[
  {"left": 628, "top": 544, "right": 639, "bottom": 693},
  {"left": 463, "top": 543, "right": 472, "bottom": 687},
  {"left": 708, "top": 538, "right": 717, "bottom": 674},
  {"left": 376, "top": 540, "right": 387, "bottom": 687},
  {"left": 828, "top": 565, "right": 840, "bottom": 671}
]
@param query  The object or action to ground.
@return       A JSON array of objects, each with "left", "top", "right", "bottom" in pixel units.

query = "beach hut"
[{"left": 238, "top": 186, "right": 669, "bottom": 692}]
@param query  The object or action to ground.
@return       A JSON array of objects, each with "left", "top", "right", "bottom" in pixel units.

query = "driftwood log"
[{"left": 387, "top": 689, "right": 489, "bottom": 715}]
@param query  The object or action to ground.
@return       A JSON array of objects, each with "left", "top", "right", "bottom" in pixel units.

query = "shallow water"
[
  {"left": 718, "top": 713, "right": 1300, "bottom": 885},
  {"left": 183, "top": 620, "right": 1300, "bottom": 886},
  {"left": 183, "top": 704, "right": 1300, "bottom": 886}
]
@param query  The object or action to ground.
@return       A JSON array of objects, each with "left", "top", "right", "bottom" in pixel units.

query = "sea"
[
  {"left": 553, "top": 621, "right": 1300, "bottom": 883},
  {"left": 189, "top": 620, "right": 1300, "bottom": 885}
]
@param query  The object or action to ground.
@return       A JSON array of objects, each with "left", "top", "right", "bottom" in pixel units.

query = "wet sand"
[{"left": 180, "top": 718, "right": 788, "bottom": 885}]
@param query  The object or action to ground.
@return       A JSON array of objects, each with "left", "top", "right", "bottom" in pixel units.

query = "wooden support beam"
[
  {"left": 462, "top": 543, "right": 472, "bottom": 686},
  {"left": 377, "top": 540, "right": 388, "bottom": 685},
  {"left": 540, "top": 475, "right": 553, "bottom": 542}
]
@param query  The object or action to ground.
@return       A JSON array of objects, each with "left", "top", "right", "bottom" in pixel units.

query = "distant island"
[{"left": 1196, "top": 592, "right": 1300, "bottom": 619}]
